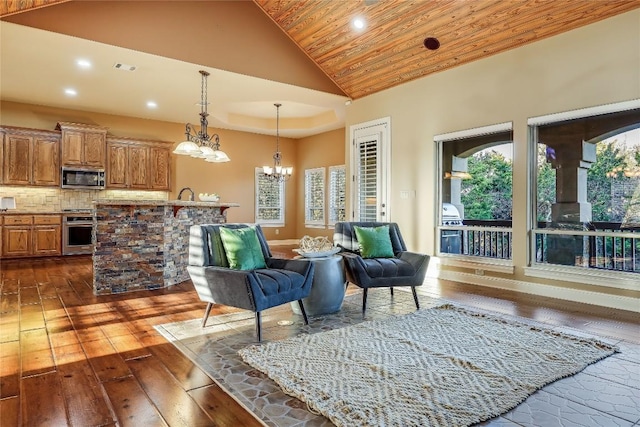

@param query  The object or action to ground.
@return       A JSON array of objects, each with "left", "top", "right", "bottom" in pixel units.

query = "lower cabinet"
[{"left": 1, "top": 215, "right": 61, "bottom": 258}]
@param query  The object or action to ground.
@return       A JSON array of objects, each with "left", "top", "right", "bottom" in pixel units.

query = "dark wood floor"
[{"left": 1, "top": 249, "right": 638, "bottom": 426}]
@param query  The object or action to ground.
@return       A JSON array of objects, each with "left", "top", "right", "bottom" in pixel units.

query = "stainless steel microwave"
[{"left": 61, "top": 167, "right": 106, "bottom": 190}]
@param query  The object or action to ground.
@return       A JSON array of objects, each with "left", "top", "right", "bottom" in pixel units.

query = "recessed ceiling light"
[
  {"left": 76, "top": 59, "right": 92, "bottom": 69},
  {"left": 146, "top": 101, "right": 158, "bottom": 109},
  {"left": 64, "top": 88, "right": 77, "bottom": 96},
  {"left": 352, "top": 17, "right": 366, "bottom": 31}
]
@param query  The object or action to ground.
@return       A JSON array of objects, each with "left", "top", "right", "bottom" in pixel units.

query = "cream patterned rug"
[{"left": 238, "top": 304, "right": 617, "bottom": 427}]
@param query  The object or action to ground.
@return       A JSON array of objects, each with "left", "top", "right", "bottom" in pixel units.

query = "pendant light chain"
[
  {"left": 172, "top": 70, "right": 230, "bottom": 162},
  {"left": 263, "top": 103, "right": 293, "bottom": 181}
]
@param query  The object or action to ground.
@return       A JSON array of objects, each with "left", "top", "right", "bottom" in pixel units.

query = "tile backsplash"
[{"left": 0, "top": 186, "right": 169, "bottom": 212}]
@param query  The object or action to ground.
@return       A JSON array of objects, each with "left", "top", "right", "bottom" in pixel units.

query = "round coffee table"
[{"left": 292, "top": 254, "right": 346, "bottom": 316}]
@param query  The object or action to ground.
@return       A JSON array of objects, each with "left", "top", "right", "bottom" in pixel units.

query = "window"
[
  {"left": 436, "top": 123, "right": 514, "bottom": 260},
  {"left": 328, "top": 165, "right": 346, "bottom": 226},
  {"left": 305, "top": 168, "right": 325, "bottom": 227},
  {"left": 255, "top": 167, "right": 284, "bottom": 226},
  {"left": 529, "top": 102, "right": 640, "bottom": 275}
]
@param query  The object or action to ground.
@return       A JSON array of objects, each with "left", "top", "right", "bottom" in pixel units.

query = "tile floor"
[{"left": 156, "top": 289, "right": 640, "bottom": 427}]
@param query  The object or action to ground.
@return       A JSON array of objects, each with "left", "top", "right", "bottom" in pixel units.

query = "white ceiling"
[{"left": 0, "top": 22, "right": 349, "bottom": 138}]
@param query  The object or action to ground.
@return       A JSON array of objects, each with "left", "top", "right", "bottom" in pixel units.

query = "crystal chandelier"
[
  {"left": 173, "top": 70, "right": 230, "bottom": 163},
  {"left": 263, "top": 103, "right": 293, "bottom": 181}
]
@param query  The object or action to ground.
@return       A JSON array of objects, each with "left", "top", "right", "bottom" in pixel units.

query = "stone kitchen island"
[{"left": 92, "top": 200, "right": 239, "bottom": 295}]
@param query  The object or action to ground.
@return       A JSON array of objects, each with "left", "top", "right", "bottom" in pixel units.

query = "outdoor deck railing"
[
  {"left": 439, "top": 220, "right": 513, "bottom": 260},
  {"left": 535, "top": 222, "right": 640, "bottom": 273},
  {"left": 438, "top": 220, "right": 640, "bottom": 274}
]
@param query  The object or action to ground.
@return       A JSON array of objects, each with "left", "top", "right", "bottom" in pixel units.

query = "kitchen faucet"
[{"left": 177, "top": 187, "right": 195, "bottom": 201}]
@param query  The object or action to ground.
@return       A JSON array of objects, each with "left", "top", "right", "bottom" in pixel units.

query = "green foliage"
[
  {"left": 536, "top": 144, "right": 556, "bottom": 222},
  {"left": 536, "top": 139, "right": 638, "bottom": 223},
  {"left": 461, "top": 150, "right": 512, "bottom": 220},
  {"left": 456, "top": 136, "right": 639, "bottom": 225},
  {"left": 587, "top": 141, "right": 627, "bottom": 221}
]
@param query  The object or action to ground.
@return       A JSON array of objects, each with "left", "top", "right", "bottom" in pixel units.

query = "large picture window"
[
  {"left": 255, "top": 167, "right": 284, "bottom": 226},
  {"left": 530, "top": 103, "right": 640, "bottom": 274},
  {"left": 305, "top": 168, "right": 325, "bottom": 227},
  {"left": 436, "top": 123, "right": 513, "bottom": 260}
]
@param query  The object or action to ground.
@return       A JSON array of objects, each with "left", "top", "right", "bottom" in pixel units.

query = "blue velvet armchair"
[
  {"left": 334, "top": 221, "right": 430, "bottom": 316},
  {"left": 187, "top": 223, "right": 314, "bottom": 341}
]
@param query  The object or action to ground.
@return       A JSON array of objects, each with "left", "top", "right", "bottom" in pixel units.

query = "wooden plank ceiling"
[
  {"left": 254, "top": 0, "right": 640, "bottom": 99},
  {"left": 0, "top": 0, "right": 68, "bottom": 17}
]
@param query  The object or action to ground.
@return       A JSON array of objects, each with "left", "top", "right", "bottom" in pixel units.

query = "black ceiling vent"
[{"left": 424, "top": 37, "right": 440, "bottom": 51}]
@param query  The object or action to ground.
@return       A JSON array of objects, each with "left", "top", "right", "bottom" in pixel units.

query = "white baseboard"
[
  {"left": 437, "top": 270, "right": 640, "bottom": 313},
  {"left": 267, "top": 239, "right": 299, "bottom": 245}
]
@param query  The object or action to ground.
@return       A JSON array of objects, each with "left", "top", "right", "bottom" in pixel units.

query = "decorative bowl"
[
  {"left": 293, "top": 247, "right": 341, "bottom": 258},
  {"left": 199, "top": 193, "right": 220, "bottom": 202},
  {"left": 293, "top": 236, "right": 339, "bottom": 258}
]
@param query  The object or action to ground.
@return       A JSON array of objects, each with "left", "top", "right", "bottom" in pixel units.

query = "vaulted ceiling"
[
  {"left": 254, "top": 0, "right": 640, "bottom": 99},
  {"left": 2, "top": 0, "right": 639, "bottom": 137}
]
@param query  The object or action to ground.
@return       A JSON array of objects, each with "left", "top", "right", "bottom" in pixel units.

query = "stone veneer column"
[
  {"left": 93, "top": 202, "right": 229, "bottom": 295},
  {"left": 162, "top": 206, "right": 226, "bottom": 286}
]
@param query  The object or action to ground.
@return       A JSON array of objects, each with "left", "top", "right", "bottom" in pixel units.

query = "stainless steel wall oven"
[{"left": 62, "top": 210, "right": 94, "bottom": 255}]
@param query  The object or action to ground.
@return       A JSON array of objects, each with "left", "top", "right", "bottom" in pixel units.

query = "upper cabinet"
[
  {"left": 1, "top": 127, "right": 60, "bottom": 186},
  {"left": 106, "top": 137, "right": 171, "bottom": 191},
  {"left": 56, "top": 122, "right": 107, "bottom": 168},
  {"left": 1, "top": 123, "right": 171, "bottom": 191},
  {"left": 149, "top": 146, "right": 171, "bottom": 190}
]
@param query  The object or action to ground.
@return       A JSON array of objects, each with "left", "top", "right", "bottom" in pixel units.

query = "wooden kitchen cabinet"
[
  {"left": 106, "top": 137, "right": 171, "bottom": 190},
  {"left": 130, "top": 145, "right": 150, "bottom": 188},
  {"left": 57, "top": 122, "right": 108, "bottom": 168},
  {"left": 1, "top": 127, "right": 60, "bottom": 186},
  {"left": 2, "top": 215, "right": 33, "bottom": 257},
  {"left": 149, "top": 146, "right": 171, "bottom": 190},
  {"left": 106, "top": 142, "right": 128, "bottom": 188},
  {"left": 1, "top": 214, "right": 61, "bottom": 258},
  {"left": 32, "top": 214, "right": 61, "bottom": 255},
  {"left": 2, "top": 133, "right": 30, "bottom": 185}
]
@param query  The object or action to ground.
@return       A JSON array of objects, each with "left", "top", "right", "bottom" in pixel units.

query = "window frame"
[
  {"left": 304, "top": 167, "right": 326, "bottom": 228},
  {"left": 434, "top": 122, "right": 514, "bottom": 267},
  {"left": 328, "top": 165, "right": 346, "bottom": 227},
  {"left": 254, "top": 167, "right": 285, "bottom": 227},
  {"left": 526, "top": 99, "right": 640, "bottom": 286},
  {"left": 349, "top": 117, "right": 391, "bottom": 221}
]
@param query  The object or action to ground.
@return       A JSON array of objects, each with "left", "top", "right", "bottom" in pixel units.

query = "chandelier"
[
  {"left": 173, "top": 70, "right": 230, "bottom": 163},
  {"left": 263, "top": 103, "right": 293, "bottom": 181}
]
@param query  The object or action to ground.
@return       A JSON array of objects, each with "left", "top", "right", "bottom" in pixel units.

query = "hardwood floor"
[
  {"left": 1, "top": 250, "right": 638, "bottom": 426},
  {"left": 0, "top": 255, "right": 262, "bottom": 427}
]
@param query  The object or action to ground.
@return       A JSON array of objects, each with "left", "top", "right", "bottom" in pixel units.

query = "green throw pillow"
[
  {"left": 354, "top": 225, "right": 394, "bottom": 258},
  {"left": 207, "top": 227, "right": 229, "bottom": 267},
  {"left": 219, "top": 226, "right": 267, "bottom": 270}
]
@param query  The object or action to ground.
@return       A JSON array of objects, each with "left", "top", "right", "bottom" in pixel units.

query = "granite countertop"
[{"left": 93, "top": 199, "right": 240, "bottom": 208}]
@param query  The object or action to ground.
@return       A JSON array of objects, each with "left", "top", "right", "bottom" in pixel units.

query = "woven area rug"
[{"left": 238, "top": 304, "right": 618, "bottom": 427}]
